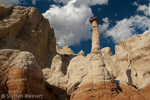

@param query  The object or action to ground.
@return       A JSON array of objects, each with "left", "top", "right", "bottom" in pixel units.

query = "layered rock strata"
[
  {"left": 0, "top": 49, "right": 57, "bottom": 100},
  {"left": 70, "top": 81, "right": 145, "bottom": 100}
]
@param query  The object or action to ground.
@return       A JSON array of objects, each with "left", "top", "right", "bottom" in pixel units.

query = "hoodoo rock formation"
[
  {"left": 89, "top": 17, "right": 100, "bottom": 54},
  {"left": 67, "top": 18, "right": 149, "bottom": 100},
  {"left": 0, "top": 3, "right": 150, "bottom": 100}
]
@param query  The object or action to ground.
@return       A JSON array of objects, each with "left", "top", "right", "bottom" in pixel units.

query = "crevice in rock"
[
  {"left": 126, "top": 69, "right": 133, "bottom": 84},
  {"left": 135, "top": 73, "right": 138, "bottom": 76},
  {"left": 143, "top": 72, "right": 150, "bottom": 77},
  {"left": 46, "top": 84, "right": 53, "bottom": 92},
  {"left": 127, "top": 82, "right": 138, "bottom": 89},
  {"left": 68, "top": 95, "right": 71, "bottom": 100},
  {"left": 59, "top": 54, "right": 76, "bottom": 75},
  {"left": 103, "top": 68, "right": 109, "bottom": 99},
  {"left": 114, "top": 80, "right": 123, "bottom": 92}
]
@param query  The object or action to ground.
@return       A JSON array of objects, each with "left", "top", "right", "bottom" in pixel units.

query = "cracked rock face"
[
  {"left": 112, "top": 33, "right": 150, "bottom": 88},
  {"left": 0, "top": 3, "right": 56, "bottom": 69}
]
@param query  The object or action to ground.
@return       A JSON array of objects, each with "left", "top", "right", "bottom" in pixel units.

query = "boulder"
[{"left": 0, "top": 49, "right": 56, "bottom": 100}]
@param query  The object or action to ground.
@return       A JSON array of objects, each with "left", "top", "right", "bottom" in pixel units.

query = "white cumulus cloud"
[
  {"left": 137, "top": 3, "right": 150, "bottom": 16},
  {"left": 106, "top": 15, "right": 150, "bottom": 43},
  {"left": 98, "top": 17, "right": 109, "bottom": 33},
  {"left": 43, "top": 0, "right": 93, "bottom": 47},
  {"left": 103, "top": 2, "right": 150, "bottom": 44},
  {"left": 43, "top": 0, "right": 109, "bottom": 47}
]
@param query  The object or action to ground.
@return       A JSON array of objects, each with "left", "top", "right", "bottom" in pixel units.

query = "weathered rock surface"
[
  {"left": 101, "top": 47, "right": 114, "bottom": 76},
  {"left": 90, "top": 17, "right": 101, "bottom": 54},
  {"left": 67, "top": 53, "right": 111, "bottom": 95},
  {"left": 0, "top": 3, "right": 56, "bottom": 69},
  {"left": 66, "top": 17, "right": 112, "bottom": 97},
  {"left": 42, "top": 54, "right": 76, "bottom": 100},
  {"left": 0, "top": 49, "right": 57, "bottom": 100},
  {"left": 56, "top": 45, "right": 74, "bottom": 55},
  {"left": 113, "top": 33, "right": 150, "bottom": 88},
  {"left": 70, "top": 81, "right": 145, "bottom": 100},
  {"left": 77, "top": 50, "right": 85, "bottom": 56}
]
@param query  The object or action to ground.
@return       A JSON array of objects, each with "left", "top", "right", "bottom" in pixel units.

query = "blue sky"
[{"left": 1, "top": 0, "right": 150, "bottom": 55}]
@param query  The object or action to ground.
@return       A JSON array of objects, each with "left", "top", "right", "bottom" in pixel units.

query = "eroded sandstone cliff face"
[
  {"left": 0, "top": 3, "right": 58, "bottom": 100},
  {"left": 0, "top": 3, "right": 56, "bottom": 69}
]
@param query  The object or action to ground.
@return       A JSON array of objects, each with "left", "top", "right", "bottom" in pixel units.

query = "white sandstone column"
[{"left": 89, "top": 17, "right": 100, "bottom": 53}]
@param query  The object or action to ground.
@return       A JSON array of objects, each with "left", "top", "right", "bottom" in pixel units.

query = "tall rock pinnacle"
[{"left": 89, "top": 17, "right": 100, "bottom": 53}]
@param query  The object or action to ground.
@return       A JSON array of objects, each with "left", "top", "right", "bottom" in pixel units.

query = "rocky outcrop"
[
  {"left": 43, "top": 54, "right": 76, "bottom": 100},
  {"left": 66, "top": 53, "right": 111, "bottom": 95},
  {"left": 77, "top": 50, "right": 85, "bottom": 56},
  {"left": 70, "top": 81, "right": 145, "bottom": 100},
  {"left": 56, "top": 45, "right": 74, "bottom": 55},
  {"left": 101, "top": 47, "right": 114, "bottom": 76},
  {"left": 112, "top": 33, "right": 150, "bottom": 88},
  {"left": 0, "top": 49, "right": 56, "bottom": 100},
  {"left": 69, "top": 33, "right": 150, "bottom": 100},
  {"left": 0, "top": 3, "right": 56, "bottom": 69}
]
